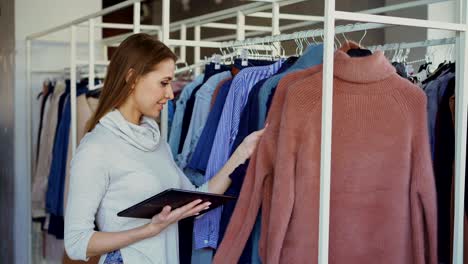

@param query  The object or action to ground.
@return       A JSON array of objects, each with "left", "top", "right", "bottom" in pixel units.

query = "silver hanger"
[{"left": 358, "top": 27, "right": 367, "bottom": 47}]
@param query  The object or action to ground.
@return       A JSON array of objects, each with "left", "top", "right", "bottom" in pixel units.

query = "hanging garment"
[
  {"left": 214, "top": 50, "right": 437, "bottom": 264},
  {"left": 46, "top": 84, "right": 89, "bottom": 239},
  {"left": 178, "top": 71, "right": 232, "bottom": 188},
  {"left": 190, "top": 60, "right": 279, "bottom": 264},
  {"left": 169, "top": 74, "right": 205, "bottom": 157},
  {"left": 56, "top": 83, "right": 71, "bottom": 133},
  {"left": 176, "top": 71, "right": 232, "bottom": 172},
  {"left": 179, "top": 60, "right": 275, "bottom": 156},
  {"left": 186, "top": 61, "right": 276, "bottom": 176},
  {"left": 168, "top": 100, "right": 175, "bottom": 136},
  {"left": 447, "top": 94, "right": 468, "bottom": 264},
  {"left": 103, "top": 250, "right": 123, "bottom": 264},
  {"left": 188, "top": 78, "right": 233, "bottom": 264},
  {"left": 433, "top": 78, "right": 455, "bottom": 264},
  {"left": 179, "top": 64, "right": 231, "bottom": 153},
  {"left": 172, "top": 80, "right": 190, "bottom": 96},
  {"left": 216, "top": 64, "right": 326, "bottom": 262},
  {"left": 210, "top": 78, "right": 228, "bottom": 110},
  {"left": 48, "top": 214, "right": 65, "bottom": 239},
  {"left": 36, "top": 82, "right": 54, "bottom": 166},
  {"left": 32, "top": 82, "right": 66, "bottom": 218},
  {"left": 64, "top": 110, "right": 208, "bottom": 264},
  {"left": 188, "top": 78, "right": 232, "bottom": 174},
  {"left": 423, "top": 69, "right": 455, "bottom": 160},
  {"left": 175, "top": 71, "right": 231, "bottom": 264},
  {"left": 193, "top": 60, "right": 284, "bottom": 250},
  {"left": 216, "top": 57, "right": 299, "bottom": 263},
  {"left": 257, "top": 44, "right": 323, "bottom": 129},
  {"left": 46, "top": 85, "right": 89, "bottom": 218},
  {"left": 217, "top": 78, "right": 268, "bottom": 263}
]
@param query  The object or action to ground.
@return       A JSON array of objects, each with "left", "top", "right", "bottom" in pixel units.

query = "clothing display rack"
[{"left": 26, "top": 0, "right": 468, "bottom": 263}]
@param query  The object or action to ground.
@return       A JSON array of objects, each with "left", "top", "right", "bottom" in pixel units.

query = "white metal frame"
[
  {"left": 26, "top": 0, "right": 467, "bottom": 263},
  {"left": 325, "top": 2, "right": 467, "bottom": 263}
]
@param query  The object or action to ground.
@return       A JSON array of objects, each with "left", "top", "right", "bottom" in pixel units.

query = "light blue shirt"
[
  {"left": 257, "top": 44, "right": 323, "bottom": 129},
  {"left": 176, "top": 71, "right": 231, "bottom": 169},
  {"left": 193, "top": 60, "right": 283, "bottom": 250},
  {"left": 168, "top": 75, "right": 204, "bottom": 157}
]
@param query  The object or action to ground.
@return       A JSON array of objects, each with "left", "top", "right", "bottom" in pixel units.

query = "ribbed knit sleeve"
[
  {"left": 263, "top": 71, "right": 322, "bottom": 263},
  {"left": 408, "top": 89, "right": 438, "bottom": 264},
  {"left": 213, "top": 66, "right": 322, "bottom": 264}
]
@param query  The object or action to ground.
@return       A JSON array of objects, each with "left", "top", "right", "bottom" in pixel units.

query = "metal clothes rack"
[
  {"left": 26, "top": 0, "right": 467, "bottom": 263},
  {"left": 368, "top": 37, "right": 456, "bottom": 51}
]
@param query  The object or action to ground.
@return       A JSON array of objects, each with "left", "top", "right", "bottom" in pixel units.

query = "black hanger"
[
  {"left": 448, "top": 61, "right": 456, "bottom": 73},
  {"left": 347, "top": 48, "right": 372, "bottom": 57},
  {"left": 418, "top": 62, "right": 432, "bottom": 73},
  {"left": 392, "top": 62, "right": 409, "bottom": 78},
  {"left": 422, "top": 61, "right": 450, "bottom": 84},
  {"left": 284, "top": 56, "right": 299, "bottom": 65},
  {"left": 86, "top": 88, "right": 102, "bottom": 99}
]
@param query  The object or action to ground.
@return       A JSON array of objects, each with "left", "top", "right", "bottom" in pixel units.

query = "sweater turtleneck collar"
[
  {"left": 99, "top": 110, "right": 161, "bottom": 152},
  {"left": 333, "top": 49, "right": 397, "bottom": 84}
]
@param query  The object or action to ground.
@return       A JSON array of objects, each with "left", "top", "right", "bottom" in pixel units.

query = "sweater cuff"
[{"left": 65, "top": 229, "right": 96, "bottom": 261}]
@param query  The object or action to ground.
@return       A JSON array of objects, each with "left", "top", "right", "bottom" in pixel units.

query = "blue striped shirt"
[{"left": 193, "top": 60, "right": 283, "bottom": 249}]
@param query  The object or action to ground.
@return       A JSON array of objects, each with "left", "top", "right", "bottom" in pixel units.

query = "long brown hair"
[{"left": 86, "top": 33, "right": 177, "bottom": 132}]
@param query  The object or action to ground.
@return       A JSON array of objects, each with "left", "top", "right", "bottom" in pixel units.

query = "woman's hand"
[
  {"left": 146, "top": 199, "right": 211, "bottom": 236},
  {"left": 235, "top": 126, "right": 267, "bottom": 163},
  {"left": 206, "top": 125, "right": 267, "bottom": 195}
]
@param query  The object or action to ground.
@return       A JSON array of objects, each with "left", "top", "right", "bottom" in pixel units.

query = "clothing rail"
[
  {"left": 368, "top": 37, "right": 456, "bottom": 51},
  {"left": 175, "top": 51, "right": 239, "bottom": 74},
  {"left": 216, "top": 28, "right": 458, "bottom": 82},
  {"left": 219, "top": 20, "right": 462, "bottom": 49},
  {"left": 220, "top": 22, "right": 389, "bottom": 47}
]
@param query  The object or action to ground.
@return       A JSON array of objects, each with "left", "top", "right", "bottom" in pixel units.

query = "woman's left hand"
[{"left": 235, "top": 125, "right": 267, "bottom": 162}]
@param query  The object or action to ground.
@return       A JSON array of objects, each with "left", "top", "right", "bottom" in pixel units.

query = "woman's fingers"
[
  {"left": 170, "top": 199, "right": 204, "bottom": 218},
  {"left": 155, "top": 199, "right": 212, "bottom": 224},
  {"left": 152, "top": 205, "right": 172, "bottom": 223},
  {"left": 173, "top": 199, "right": 202, "bottom": 213},
  {"left": 182, "top": 202, "right": 211, "bottom": 218},
  {"left": 160, "top": 206, "right": 171, "bottom": 218}
]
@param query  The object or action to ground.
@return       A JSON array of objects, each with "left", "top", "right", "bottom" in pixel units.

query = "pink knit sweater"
[{"left": 214, "top": 50, "right": 438, "bottom": 264}]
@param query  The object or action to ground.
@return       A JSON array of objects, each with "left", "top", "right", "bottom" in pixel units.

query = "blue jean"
[{"left": 104, "top": 250, "right": 123, "bottom": 264}]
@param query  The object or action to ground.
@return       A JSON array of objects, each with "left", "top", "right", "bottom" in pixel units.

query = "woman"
[{"left": 64, "top": 33, "right": 265, "bottom": 264}]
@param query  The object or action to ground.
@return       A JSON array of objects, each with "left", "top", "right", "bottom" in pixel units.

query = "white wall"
[
  {"left": 428, "top": 1, "right": 456, "bottom": 67},
  {"left": 15, "top": 0, "right": 102, "bottom": 263}
]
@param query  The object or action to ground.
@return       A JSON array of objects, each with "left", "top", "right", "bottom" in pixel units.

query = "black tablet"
[{"left": 117, "top": 188, "right": 236, "bottom": 219}]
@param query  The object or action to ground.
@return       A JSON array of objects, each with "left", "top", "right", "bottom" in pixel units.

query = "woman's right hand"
[{"left": 147, "top": 199, "right": 211, "bottom": 236}]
